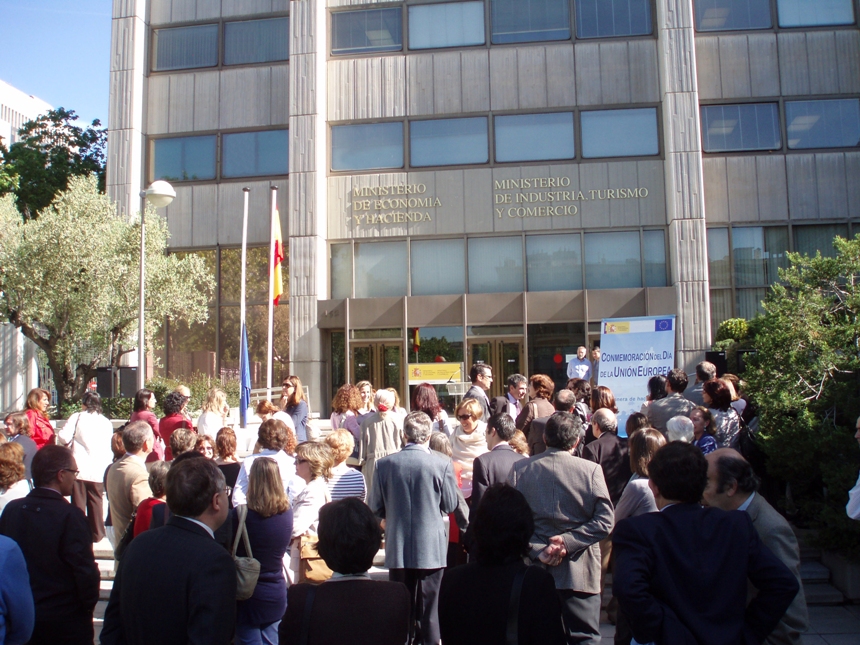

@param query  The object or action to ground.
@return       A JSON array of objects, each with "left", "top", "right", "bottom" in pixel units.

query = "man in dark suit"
[
  {"left": 463, "top": 363, "right": 492, "bottom": 421},
  {"left": 509, "top": 412, "right": 614, "bottom": 645},
  {"left": 646, "top": 368, "right": 695, "bottom": 434},
  {"left": 0, "top": 445, "right": 100, "bottom": 645},
  {"left": 613, "top": 442, "right": 799, "bottom": 645},
  {"left": 370, "top": 411, "right": 460, "bottom": 645},
  {"left": 529, "top": 388, "right": 577, "bottom": 456},
  {"left": 100, "top": 457, "right": 236, "bottom": 645},
  {"left": 704, "top": 449, "right": 808, "bottom": 645},
  {"left": 684, "top": 361, "right": 716, "bottom": 407},
  {"left": 471, "top": 413, "right": 526, "bottom": 510},
  {"left": 582, "top": 409, "right": 631, "bottom": 506}
]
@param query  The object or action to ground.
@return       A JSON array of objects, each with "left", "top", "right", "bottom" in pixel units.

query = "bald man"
[{"left": 703, "top": 449, "right": 808, "bottom": 645}]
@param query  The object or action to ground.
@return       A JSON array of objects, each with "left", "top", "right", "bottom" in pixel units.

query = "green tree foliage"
[
  {"left": 743, "top": 235, "right": 860, "bottom": 554},
  {"left": 0, "top": 108, "right": 106, "bottom": 219},
  {"left": 0, "top": 176, "right": 215, "bottom": 410}
]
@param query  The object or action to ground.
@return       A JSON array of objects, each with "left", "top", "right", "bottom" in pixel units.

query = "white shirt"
[
  {"left": 59, "top": 411, "right": 115, "bottom": 482},
  {"left": 272, "top": 411, "right": 296, "bottom": 431},
  {"left": 196, "top": 410, "right": 225, "bottom": 436},
  {"left": 848, "top": 472, "right": 860, "bottom": 520},
  {"left": 566, "top": 356, "right": 592, "bottom": 380},
  {"left": 232, "top": 449, "right": 305, "bottom": 508},
  {"left": 175, "top": 516, "right": 215, "bottom": 539}
]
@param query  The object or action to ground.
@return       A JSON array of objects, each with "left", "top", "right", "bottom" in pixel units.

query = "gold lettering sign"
[
  {"left": 493, "top": 177, "right": 649, "bottom": 218},
  {"left": 348, "top": 184, "right": 441, "bottom": 227}
]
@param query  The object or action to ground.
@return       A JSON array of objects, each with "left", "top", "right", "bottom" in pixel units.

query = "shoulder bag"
[
  {"left": 114, "top": 508, "right": 137, "bottom": 561},
  {"left": 233, "top": 504, "right": 262, "bottom": 600},
  {"left": 297, "top": 534, "right": 333, "bottom": 584}
]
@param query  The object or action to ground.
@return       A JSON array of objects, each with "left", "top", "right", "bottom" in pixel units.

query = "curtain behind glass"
[
  {"left": 736, "top": 288, "right": 767, "bottom": 320},
  {"left": 575, "top": 0, "right": 652, "bottom": 38},
  {"left": 584, "top": 231, "right": 641, "bottom": 289},
  {"left": 643, "top": 230, "right": 667, "bottom": 287},
  {"left": 526, "top": 234, "right": 582, "bottom": 291},
  {"left": 709, "top": 290, "right": 732, "bottom": 338},
  {"left": 491, "top": 0, "right": 571, "bottom": 44},
  {"left": 794, "top": 224, "right": 848, "bottom": 258},
  {"left": 695, "top": 0, "right": 772, "bottom": 30},
  {"left": 153, "top": 136, "right": 217, "bottom": 182},
  {"left": 153, "top": 24, "right": 218, "bottom": 71},
  {"left": 468, "top": 237, "right": 524, "bottom": 293},
  {"left": 411, "top": 240, "right": 466, "bottom": 295},
  {"left": 707, "top": 228, "right": 731, "bottom": 287},
  {"left": 332, "top": 8, "right": 403, "bottom": 55},
  {"left": 701, "top": 104, "right": 781, "bottom": 152},
  {"left": 222, "top": 130, "right": 288, "bottom": 178},
  {"left": 786, "top": 99, "right": 860, "bottom": 149},
  {"left": 732, "top": 227, "right": 788, "bottom": 287},
  {"left": 355, "top": 242, "right": 407, "bottom": 297},
  {"left": 224, "top": 17, "right": 289, "bottom": 65}
]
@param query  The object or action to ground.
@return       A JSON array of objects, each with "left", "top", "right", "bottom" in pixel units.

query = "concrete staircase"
[{"left": 800, "top": 544, "right": 845, "bottom": 606}]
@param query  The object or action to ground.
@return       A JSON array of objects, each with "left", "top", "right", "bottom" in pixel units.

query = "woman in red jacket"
[{"left": 24, "top": 388, "right": 54, "bottom": 449}]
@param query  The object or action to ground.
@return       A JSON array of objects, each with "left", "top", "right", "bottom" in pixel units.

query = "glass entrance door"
[
  {"left": 467, "top": 338, "right": 523, "bottom": 398},
  {"left": 350, "top": 342, "right": 404, "bottom": 394}
]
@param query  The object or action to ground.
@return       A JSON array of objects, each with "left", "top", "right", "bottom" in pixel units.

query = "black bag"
[
  {"left": 737, "top": 414, "right": 767, "bottom": 475},
  {"left": 114, "top": 508, "right": 137, "bottom": 561}
]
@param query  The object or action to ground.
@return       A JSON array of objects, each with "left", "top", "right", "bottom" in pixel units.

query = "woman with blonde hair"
[
  {"left": 4, "top": 412, "right": 36, "bottom": 481},
  {"left": 359, "top": 389, "right": 403, "bottom": 500},
  {"left": 196, "top": 388, "right": 229, "bottom": 435},
  {"left": 356, "top": 380, "right": 375, "bottom": 418},
  {"left": 281, "top": 375, "right": 310, "bottom": 442},
  {"left": 450, "top": 398, "right": 489, "bottom": 501},
  {"left": 0, "top": 442, "right": 29, "bottom": 515},
  {"left": 325, "top": 429, "right": 366, "bottom": 502},
  {"left": 290, "top": 442, "right": 334, "bottom": 581},
  {"left": 24, "top": 387, "right": 54, "bottom": 449},
  {"left": 234, "top": 457, "right": 293, "bottom": 644}
]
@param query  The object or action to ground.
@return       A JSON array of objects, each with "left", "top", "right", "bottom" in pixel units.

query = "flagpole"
[
  {"left": 267, "top": 187, "right": 278, "bottom": 402},
  {"left": 240, "top": 188, "right": 250, "bottom": 428}
]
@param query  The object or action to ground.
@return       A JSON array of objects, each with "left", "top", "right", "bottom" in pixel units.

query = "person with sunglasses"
[
  {"left": 450, "top": 399, "right": 489, "bottom": 503},
  {"left": 0, "top": 445, "right": 100, "bottom": 645}
]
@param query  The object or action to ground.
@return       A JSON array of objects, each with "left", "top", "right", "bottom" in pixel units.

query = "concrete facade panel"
[
  {"left": 574, "top": 43, "right": 602, "bottom": 106},
  {"left": 661, "top": 27, "right": 697, "bottom": 94},
  {"left": 755, "top": 156, "right": 789, "bottom": 222},
  {"left": 629, "top": 40, "right": 660, "bottom": 103},
  {"left": 778, "top": 32, "right": 811, "bottom": 96},
  {"left": 433, "top": 52, "right": 463, "bottom": 114},
  {"left": 407, "top": 54, "right": 435, "bottom": 115},
  {"left": 291, "top": 54, "right": 314, "bottom": 116},
  {"left": 578, "top": 163, "right": 610, "bottom": 228},
  {"left": 786, "top": 154, "right": 820, "bottom": 220},
  {"left": 464, "top": 169, "right": 493, "bottom": 233},
  {"left": 165, "top": 185, "right": 193, "bottom": 247},
  {"left": 489, "top": 48, "right": 519, "bottom": 111},
  {"left": 599, "top": 41, "right": 632, "bottom": 105},
  {"left": 665, "top": 152, "right": 704, "bottom": 220},
  {"left": 219, "top": 67, "right": 273, "bottom": 129},
  {"left": 193, "top": 72, "right": 220, "bottom": 131},
  {"left": 835, "top": 31, "right": 860, "bottom": 93},
  {"left": 676, "top": 279, "right": 711, "bottom": 355},
  {"left": 461, "top": 50, "right": 490, "bottom": 113},
  {"left": 290, "top": 115, "right": 316, "bottom": 173},
  {"left": 664, "top": 91, "right": 700, "bottom": 154},
  {"left": 191, "top": 184, "right": 219, "bottom": 247},
  {"left": 747, "top": 34, "right": 780, "bottom": 98},
  {"left": 659, "top": 0, "right": 695, "bottom": 30},
  {"left": 546, "top": 44, "right": 576, "bottom": 107},
  {"left": 167, "top": 74, "right": 196, "bottom": 133},
  {"left": 695, "top": 37, "right": 722, "bottom": 99},
  {"left": 806, "top": 32, "right": 840, "bottom": 96},
  {"left": 718, "top": 35, "right": 752, "bottom": 98},
  {"left": 847, "top": 153, "right": 860, "bottom": 218},
  {"left": 517, "top": 47, "right": 549, "bottom": 109},
  {"left": 636, "top": 161, "right": 667, "bottom": 226},
  {"left": 607, "top": 162, "right": 641, "bottom": 227},
  {"left": 433, "top": 171, "right": 468, "bottom": 236},
  {"left": 669, "top": 218, "right": 708, "bottom": 283},
  {"left": 726, "top": 156, "right": 759, "bottom": 221},
  {"left": 815, "top": 153, "right": 849, "bottom": 220},
  {"left": 271, "top": 64, "right": 291, "bottom": 123},
  {"left": 702, "top": 157, "right": 729, "bottom": 223},
  {"left": 291, "top": 0, "right": 315, "bottom": 56}
]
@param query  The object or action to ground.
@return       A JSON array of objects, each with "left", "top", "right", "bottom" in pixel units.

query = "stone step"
[
  {"left": 99, "top": 579, "right": 113, "bottom": 601},
  {"left": 94, "top": 546, "right": 114, "bottom": 560},
  {"left": 800, "top": 561, "right": 831, "bottom": 584},
  {"left": 799, "top": 545, "right": 822, "bottom": 562},
  {"left": 803, "top": 582, "right": 845, "bottom": 606}
]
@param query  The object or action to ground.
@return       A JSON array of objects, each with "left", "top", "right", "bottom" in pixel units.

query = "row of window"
[
  {"left": 152, "top": 130, "right": 288, "bottom": 182},
  {"left": 152, "top": 17, "right": 289, "bottom": 72},
  {"left": 330, "top": 230, "right": 667, "bottom": 299},
  {"left": 706, "top": 222, "right": 857, "bottom": 333},
  {"left": 333, "top": 108, "right": 659, "bottom": 172},
  {"left": 696, "top": 0, "right": 856, "bottom": 32},
  {"left": 702, "top": 98, "right": 860, "bottom": 152}
]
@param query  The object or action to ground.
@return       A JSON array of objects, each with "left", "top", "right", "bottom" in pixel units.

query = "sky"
[{"left": 0, "top": 0, "right": 111, "bottom": 127}]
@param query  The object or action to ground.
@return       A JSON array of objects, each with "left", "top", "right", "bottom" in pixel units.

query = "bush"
[
  {"left": 715, "top": 317, "right": 749, "bottom": 343},
  {"left": 146, "top": 373, "right": 241, "bottom": 417}
]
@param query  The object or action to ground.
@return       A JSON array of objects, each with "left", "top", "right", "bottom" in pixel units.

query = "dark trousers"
[
  {"left": 557, "top": 590, "right": 601, "bottom": 645},
  {"left": 389, "top": 568, "right": 444, "bottom": 645},
  {"left": 29, "top": 612, "right": 93, "bottom": 645},
  {"left": 72, "top": 479, "right": 105, "bottom": 542}
]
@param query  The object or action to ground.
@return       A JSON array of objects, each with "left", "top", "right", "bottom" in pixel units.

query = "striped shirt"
[{"left": 327, "top": 462, "right": 367, "bottom": 502}]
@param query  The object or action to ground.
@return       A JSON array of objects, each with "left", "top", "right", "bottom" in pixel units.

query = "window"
[
  {"left": 222, "top": 130, "right": 288, "bottom": 178},
  {"left": 794, "top": 224, "right": 848, "bottom": 258},
  {"left": 785, "top": 99, "right": 860, "bottom": 150},
  {"left": 777, "top": 0, "right": 855, "bottom": 27},
  {"left": 409, "top": 2, "right": 485, "bottom": 50},
  {"left": 491, "top": 0, "right": 571, "bottom": 44},
  {"left": 410, "top": 117, "right": 489, "bottom": 167},
  {"left": 152, "top": 135, "right": 217, "bottom": 182},
  {"left": 707, "top": 228, "right": 731, "bottom": 287},
  {"left": 331, "top": 244, "right": 353, "bottom": 299},
  {"left": 581, "top": 108, "right": 659, "bottom": 158},
  {"left": 526, "top": 234, "right": 583, "bottom": 291},
  {"left": 411, "top": 240, "right": 466, "bottom": 295},
  {"left": 152, "top": 24, "right": 218, "bottom": 71},
  {"left": 732, "top": 226, "right": 788, "bottom": 287},
  {"left": 584, "top": 231, "right": 641, "bottom": 289},
  {"left": 355, "top": 242, "right": 407, "bottom": 297},
  {"left": 468, "top": 237, "right": 524, "bottom": 293},
  {"left": 575, "top": 0, "right": 652, "bottom": 39},
  {"left": 331, "top": 123, "right": 404, "bottom": 171},
  {"left": 695, "top": 0, "right": 772, "bottom": 31},
  {"left": 331, "top": 8, "right": 403, "bottom": 55},
  {"left": 224, "top": 17, "right": 289, "bottom": 65},
  {"left": 643, "top": 230, "right": 667, "bottom": 287},
  {"left": 495, "top": 113, "right": 575, "bottom": 162},
  {"left": 701, "top": 104, "right": 781, "bottom": 152}
]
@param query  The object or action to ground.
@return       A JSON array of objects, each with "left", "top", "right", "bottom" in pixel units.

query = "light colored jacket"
[
  {"left": 508, "top": 447, "right": 614, "bottom": 594},
  {"left": 106, "top": 454, "right": 152, "bottom": 538},
  {"left": 59, "top": 411, "right": 114, "bottom": 482}
]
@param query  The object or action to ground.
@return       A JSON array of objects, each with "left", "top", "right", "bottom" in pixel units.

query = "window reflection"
[
  {"left": 331, "top": 123, "right": 404, "bottom": 171},
  {"left": 785, "top": 99, "right": 860, "bottom": 150},
  {"left": 153, "top": 24, "right": 218, "bottom": 71},
  {"left": 584, "top": 231, "right": 641, "bottom": 289},
  {"left": 411, "top": 240, "right": 466, "bottom": 296},
  {"left": 152, "top": 136, "right": 216, "bottom": 182},
  {"left": 495, "top": 113, "right": 575, "bottom": 163},
  {"left": 332, "top": 8, "right": 403, "bottom": 55},
  {"left": 581, "top": 108, "right": 659, "bottom": 158},
  {"left": 222, "top": 130, "right": 288, "bottom": 178},
  {"left": 777, "top": 0, "right": 855, "bottom": 27},
  {"left": 526, "top": 234, "right": 583, "bottom": 291},
  {"left": 468, "top": 237, "right": 524, "bottom": 293},
  {"left": 575, "top": 0, "right": 652, "bottom": 39},
  {"left": 355, "top": 241, "right": 407, "bottom": 297},
  {"left": 701, "top": 104, "right": 781, "bottom": 152},
  {"left": 411, "top": 118, "right": 489, "bottom": 167},
  {"left": 491, "top": 0, "right": 571, "bottom": 44},
  {"left": 695, "top": 0, "right": 772, "bottom": 31},
  {"left": 409, "top": 2, "right": 485, "bottom": 49},
  {"left": 224, "top": 17, "right": 289, "bottom": 65}
]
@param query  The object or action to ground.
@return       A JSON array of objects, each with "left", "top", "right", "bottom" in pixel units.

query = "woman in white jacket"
[{"left": 59, "top": 391, "right": 115, "bottom": 542}]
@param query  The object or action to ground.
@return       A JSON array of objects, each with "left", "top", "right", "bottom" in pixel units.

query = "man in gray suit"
[
  {"left": 463, "top": 363, "right": 492, "bottom": 421},
  {"left": 646, "top": 368, "right": 695, "bottom": 434},
  {"left": 685, "top": 361, "right": 716, "bottom": 407},
  {"left": 370, "top": 411, "right": 460, "bottom": 645},
  {"left": 703, "top": 449, "right": 809, "bottom": 645},
  {"left": 509, "top": 412, "right": 614, "bottom": 645}
]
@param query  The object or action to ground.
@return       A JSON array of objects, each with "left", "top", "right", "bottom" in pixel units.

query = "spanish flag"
[{"left": 271, "top": 210, "right": 285, "bottom": 305}]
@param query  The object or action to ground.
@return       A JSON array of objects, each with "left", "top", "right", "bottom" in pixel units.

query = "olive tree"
[{"left": 0, "top": 176, "right": 215, "bottom": 409}]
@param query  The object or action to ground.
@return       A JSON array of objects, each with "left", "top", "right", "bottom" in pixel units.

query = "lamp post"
[{"left": 138, "top": 181, "right": 176, "bottom": 390}]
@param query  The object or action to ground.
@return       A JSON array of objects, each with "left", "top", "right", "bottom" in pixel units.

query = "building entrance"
[
  {"left": 467, "top": 338, "right": 523, "bottom": 398},
  {"left": 349, "top": 342, "right": 404, "bottom": 394}
]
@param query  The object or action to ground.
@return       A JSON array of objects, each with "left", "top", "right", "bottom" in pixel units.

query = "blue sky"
[{"left": 0, "top": 0, "right": 111, "bottom": 127}]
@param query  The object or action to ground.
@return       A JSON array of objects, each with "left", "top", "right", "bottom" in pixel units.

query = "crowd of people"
[{"left": 0, "top": 358, "right": 856, "bottom": 645}]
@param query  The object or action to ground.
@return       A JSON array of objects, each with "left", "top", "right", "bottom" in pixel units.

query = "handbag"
[
  {"left": 232, "top": 505, "right": 262, "bottom": 601},
  {"left": 114, "top": 508, "right": 137, "bottom": 561},
  {"left": 297, "top": 534, "right": 333, "bottom": 584}
]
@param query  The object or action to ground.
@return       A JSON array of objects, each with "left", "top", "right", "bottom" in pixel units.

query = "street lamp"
[{"left": 138, "top": 180, "right": 176, "bottom": 390}]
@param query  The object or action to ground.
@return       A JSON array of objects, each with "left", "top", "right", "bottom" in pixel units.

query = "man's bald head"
[{"left": 702, "top": 448, "right": 758, "bottom": 510}]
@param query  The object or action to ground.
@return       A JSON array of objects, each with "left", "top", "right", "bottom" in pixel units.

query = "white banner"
[{"left": 597, "top": 316, "right": 676, "bottom": 437}]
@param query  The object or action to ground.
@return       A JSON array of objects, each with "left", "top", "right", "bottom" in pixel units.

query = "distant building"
[
  {"left": 107, "top": 1, "right": 860, "bottom": 414},
  {"left": 0, "top": 79, "right": 51, "bottom": 413}
]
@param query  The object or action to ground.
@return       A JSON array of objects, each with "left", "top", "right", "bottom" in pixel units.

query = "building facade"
[{"left": 108, "top": 0, "right": 860, "bottom": 411}]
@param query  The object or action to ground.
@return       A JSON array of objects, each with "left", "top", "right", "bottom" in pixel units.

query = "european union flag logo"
[{"left": 655, "top": 318, "right": 673, "bottom": 331}]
